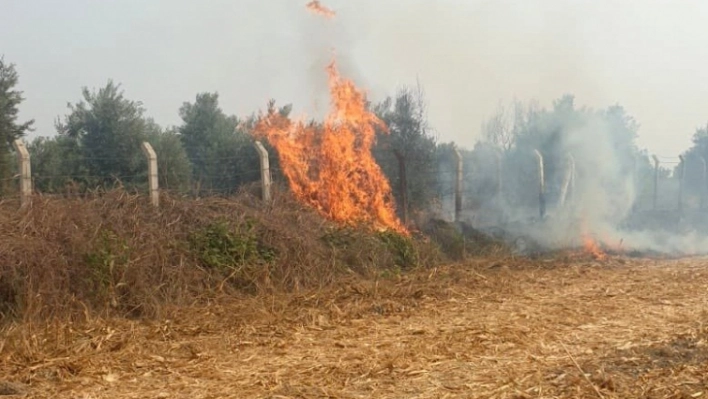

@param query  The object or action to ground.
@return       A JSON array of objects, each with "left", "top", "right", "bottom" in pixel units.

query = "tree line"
[
  {"left": 0, "top": 57, "right": 440, "bottom": 223},
  {"left": 1, "top": 56, "right": 701, "bottom": 222}
]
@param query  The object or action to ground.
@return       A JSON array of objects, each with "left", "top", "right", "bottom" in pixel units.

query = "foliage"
[
  {"left": 0, "top": 57, "right": 34, "bottom": 193},
  {"left": 674, "top": 123, "right": 708, "bottom": 206},
  {"left": 321, "top": 226, "right": 361, "bottom": 248},
  {"left": 373, "top": 86, "right": 438, "bottom": 223},
  {"left": 29, "top": 135, "right": 87, "bottom": 192},
  {"left": 422, "top": 219, "right": 466, "bottom": 261},
  {"left": 178, "top": 93, "right": 276, "bottom": 194},
  {"left": 55, "top": 81, "right": 148, "bottom": 188},
  {"left": 480, "top": 95, "right": 649, "bottom": 210},
  {"left": 481, "top": 99, "right": 537, "bottom": 153},
  {"left": 188, "top": 219, "right": 276, "bottom": 273},
  {"left": 26, "top": 84, "right": 289, "bottom": 197},
  {"left": 376, "top": 230, "right": 418, "bottom": 269},
  {"left": 83, "top": 229, "right": 130, "bottom": 302}
]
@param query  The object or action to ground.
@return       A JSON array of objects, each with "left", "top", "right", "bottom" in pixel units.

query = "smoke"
[
  {"left": 8, "top": 0, "right": 707, "bottom": 157},
  {"left": 457, "top": 99, "right": 708, "bottom": 257},
  {"left": 283, "top": 0, "right": 371, "bottom": 122},
  {"left": 8, "top": 0, "right": 708, "bottom": 256}
]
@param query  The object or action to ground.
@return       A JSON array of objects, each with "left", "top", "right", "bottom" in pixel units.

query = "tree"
[
  {"left": 29, "top": 135, "right": 86, "bottom": 193},
  {"left": 374, "top": 85, "right": 437, "bottom": 224},
  {"left": 477, "top": 95, "right": 649, "bottom": 217},
  {"left": 0, "top": 57, "right": 34, "bottom": 193},
  {"left": 481, "top": 99, "right": 536, "bottom": 153},
  {"left": 178, "top": 93, "right": 266, "bottom": 194},
  {"left": 677, "top": 123, "right": 708, "bottom": 202},
  {"left": 56, "top": 81, "right": 148, "bottom": 188}
]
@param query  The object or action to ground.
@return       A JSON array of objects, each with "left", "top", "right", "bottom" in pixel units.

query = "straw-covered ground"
[{"left": 2, "top": 255, "right": 707, "bottom": 398}]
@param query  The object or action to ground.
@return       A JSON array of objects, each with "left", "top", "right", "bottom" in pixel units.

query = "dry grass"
[
  {"left": 0, "top": 187, "right": 445, "bottom": 323},
  {"left": 1, "top": 255, "right": 707, "bottom": 398}
]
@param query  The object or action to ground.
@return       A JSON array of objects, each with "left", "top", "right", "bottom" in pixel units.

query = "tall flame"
[
  {"left": 306, "top": 0, "right": 336, "bottom": 19},
  {"left": 254, "top": 60, "right": 407, "bottom": 235}
]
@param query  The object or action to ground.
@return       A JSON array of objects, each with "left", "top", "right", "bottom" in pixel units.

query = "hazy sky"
[{"left": 2, "top": 0, "right": 708, "bottom": 158}]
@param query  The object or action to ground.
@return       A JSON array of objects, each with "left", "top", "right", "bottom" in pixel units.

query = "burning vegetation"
[
  {"left": 254, "top": 1, "right": 407, "bottom": 235},
  {"left": 582, "top": 234, "right": 608, "bottom": 261},
  {"left": 306, "top": 0, "right": 336, "bottom": 19},
  {"left": 3, "top": 3, "right": 708, "bottom": 399},
  {"left": 254, "top": 61, "right": 406, "bottom": 235}
]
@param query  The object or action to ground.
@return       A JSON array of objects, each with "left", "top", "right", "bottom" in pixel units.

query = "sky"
[{"left": 2, "top": 0, "right": 708, "bottom": 158}]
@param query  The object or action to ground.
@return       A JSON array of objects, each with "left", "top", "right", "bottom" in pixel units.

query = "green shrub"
[
  {"left": 377, "top": 230, "right": 418, "bottom": 269},
  {"left": 83, "top": 229, "right": 130, "bottom": 297},
  {"left": 188, "top": 219, "right": 276, "bottom": 273},
  {"left": 423, "top": 219, "right": 466, "bottom": 260}
]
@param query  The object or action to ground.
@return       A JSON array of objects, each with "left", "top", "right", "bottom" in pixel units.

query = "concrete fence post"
[
  {"left": 558, "top": 154, "right": 575, "bottom": 209},
  {"left": 678, "top": 155, "right": 686, "bottom": 212},
  {"left": 495, "top": 151, "right": 503, "bottom": 199},
  {"left": 453, "top": 147, "right": 463, "bottom": 223},
  {"left": 569, "top": 155, "right": 576, "bottom": 205},
  {"left": 701, "top": 156, "right": 707, "bottom": 210},
  {"left": 12, "top": 139, "right": 31, "bottom": 208},
  {"left": 534, "top": 149, "right": 546, "bottom": 218},
  {"left": 253, "top": 141, "right": 272, "bottom": 202},
  {"left": 652, "top": 155, "right": 660, "bottom": 211},
  {"left": 141, "top": 142, "right": 159, "bottom": 207}
]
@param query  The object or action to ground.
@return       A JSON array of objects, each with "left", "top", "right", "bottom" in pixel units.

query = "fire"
[
  {"left": 579, "top": 219, "right": 607, "bottom": 260},
  {"left": 582, "top": 234, "right": 607, "bottom": 261},
  {"left": 253, "top": 0, "right": 406, "bottom": 234},
  {"left": 306, "top": 0, "right": 336, "bottom": 19},
  {"left": 254, "top": 60, "right": 408, "bottom": 235}
]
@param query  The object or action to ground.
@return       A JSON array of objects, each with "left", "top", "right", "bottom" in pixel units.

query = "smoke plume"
[{"left": 460, "top": 99, "right": 708, "bottom": 257}]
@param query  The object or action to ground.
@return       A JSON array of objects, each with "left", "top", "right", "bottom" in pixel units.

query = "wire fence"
[{"left": 2, "top": 140, "right": 705, "bottom": 228}]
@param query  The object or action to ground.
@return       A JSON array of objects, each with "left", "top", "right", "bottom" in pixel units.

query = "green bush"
[
  {"left": 377, "top": 230, "right": 418, "bottom": 269},
  {"left": 189, "top": 219, "right": 275, "bottom": 273},
  {"left": 423, "top": 219, "right": 466, "bottom": 260},
  {"left": 82, "top": 229, "right": 131, "bottom": 304}
]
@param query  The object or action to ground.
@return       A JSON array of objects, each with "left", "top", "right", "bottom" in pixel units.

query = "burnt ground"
[{"left": 1, "top": 256, "right": 708, "bottom": 398}]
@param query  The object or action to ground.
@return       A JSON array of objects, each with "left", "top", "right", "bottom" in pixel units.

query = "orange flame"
[
  {"left": 306, "top": 0, "right": 336, "bottom": 19},
  {"left": 254, "top": 60, "right": 408, "bottom": 235},
  {"left": 579, "top": 218, "right": 607, "bottom": 260},
  {"left": 582, "top": 234, "right": 607, "bottom": 261}
]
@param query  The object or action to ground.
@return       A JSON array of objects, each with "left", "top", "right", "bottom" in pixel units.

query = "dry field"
[{"left": 2, "top": 255, "right": 708, "bottom": 398}]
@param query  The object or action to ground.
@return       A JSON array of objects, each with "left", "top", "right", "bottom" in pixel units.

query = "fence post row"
[
  {"left": 141, "top": 142, "right": 159, "bottom": 207},
  {"left": 253, "top": 141, "right": 272, "bottom": 202},
  {"left": 12, "top": 139, "right": 32, "bottom": 208},
  {"left": 453, "top": 147, "right": 463, "bottom": 223},
  {"left": 15, "top": 138, "right": 708, "bottom": 215}
]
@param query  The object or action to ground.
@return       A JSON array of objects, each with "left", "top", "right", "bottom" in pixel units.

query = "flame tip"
[{"left": 306, "top": 0, "right": 336, "bottom": 19}]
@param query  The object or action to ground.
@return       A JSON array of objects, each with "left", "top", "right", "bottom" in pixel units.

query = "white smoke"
[{"left": 457, "top": 100, "right": 708, "bottom": 257}]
